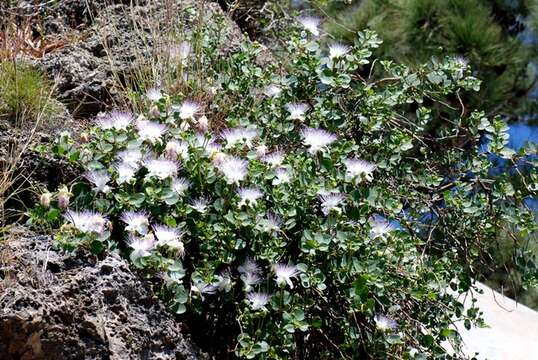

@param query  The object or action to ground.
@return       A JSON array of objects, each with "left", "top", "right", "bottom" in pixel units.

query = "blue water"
[{"left": 508, "top": 123, "right": 538, "bottom": 149}]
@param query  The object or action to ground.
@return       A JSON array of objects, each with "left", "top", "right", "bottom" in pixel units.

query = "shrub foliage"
[
  {"left": 321, "top": 0, "right": 538, "bottom": 117},
  {"left": 35, "top": 19, "right": 537, "bottom": 360}
]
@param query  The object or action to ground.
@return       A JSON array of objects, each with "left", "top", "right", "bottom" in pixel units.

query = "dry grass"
[
  {"left": 0, "top": 21, "right": 67, "bottom": 60},
  {"left": 0, "top": 82, "right": 58, "bottom": 226},
  {"left": 0, "top": 12, "right": 61, "bottom": 229},
  {"left": 0, "top": 7, "right": 71, "bottom": 61},
  {"left": 96, "top": 0, "right": 220, "bottom": 113}
]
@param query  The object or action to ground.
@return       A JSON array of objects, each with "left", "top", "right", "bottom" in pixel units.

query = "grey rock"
[
  {"left": 24, "top": 0, "right": 245, "bottom": 116},
  {"left": 0, "top": 229, "right": 206, "bottom": 360}
]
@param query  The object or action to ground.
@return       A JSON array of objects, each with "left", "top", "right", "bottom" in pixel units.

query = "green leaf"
[{"left": 128, "top": 193, "right": 146, "bottom": 207}]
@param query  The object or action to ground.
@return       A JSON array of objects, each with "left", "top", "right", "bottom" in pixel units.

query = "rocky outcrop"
[
  {"left": 0, "top": 228, "right": 206, "bottom": 360},
  {"left": 6, "top": 0, "right": 245, "bottom": 116},
  {"left": 216, "top": 0, "right": 268, "bottom": 39}
]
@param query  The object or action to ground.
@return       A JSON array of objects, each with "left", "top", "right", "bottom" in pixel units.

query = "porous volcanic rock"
[
  {"left": 10, "top": 0, "right": 245, "bottom": 116},
  {"left": 0, "top": 228, "right": 206, "bottom": 360}
]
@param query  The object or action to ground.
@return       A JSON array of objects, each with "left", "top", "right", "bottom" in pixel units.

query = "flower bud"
[
  {"left": 79, "top": 132, "right": 90, "bottom": 143},
  {"left": 212, "top": 151, "right": 227, "bottom": 166},
  {"left": 60, "top": 223, "right": 74, "bottom": 232},
  {"left": 197, "top": 115, "right": 209, "bottom": 132},
  {"left": 144, "top": 233, "right": 155, "bottom": 242},
  {"left": 59, "top": 131, "right": 71, "bottom": 140},
  {"left": 57, "top": 186, "right": 71, "bottom": 210},
  {"left": 165, "top": 141, "right": 180, "bottom": 159},
  {"left": 80, "top": 148, "right": 93, "bottom": 161},
  {"left": 149, "top": 105, "right": 161, "bottom": 118},
  {"left": 40, "top": 192, "right": 52, "bottom": 209},
  {"left": 255, "top": 145, "right": 268, "bottom": 158}
]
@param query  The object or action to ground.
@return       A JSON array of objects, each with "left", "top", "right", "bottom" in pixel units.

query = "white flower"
[
  {"left": 239, "top": 258, "right": 262, "bottom": 292},
  {"left": 96, "top": 114, "right": 114, "bottom": 130},
  {"left": 172, "top": 177, "right": 190, "bottom": 195},
  {"left": 194, "top": 134, "right": 212, "bottom": 148},
  {"left": 205, "top": 142, "right": 222, "bottom": 157},
  {"left": 144, "top": 158, "right": 179, "bottom": 180},
  {"left": 146, "top": 87, "right": 162, "bottom": 102},
  {"left": 374, "top": 314, "right": 398, "bottom": 331},
  {"left": 117, "top": 148, "right": 143, "bottom": 168},
  {"left": 195, "top": 134, "right": 221, "bottom": 156},
  {"left": 241, "top": 272, "right": 262, "bottom": 292},
  {"left": 455, "top": 55, "right": 469, "bottom": 67},
  {"left": 263, "top": 84, "right": 281, "bottom": 97},
  {"left": 114, "top": 161, "right": 138, "bottom": 184},
  {"left": 128, "top": 234, "right": 155, "bottom": 260},
  {"left": 262, "top": 151, "right": 285, "bottom": 167},
  {"left": 319, "top": 192, "right": 345, "bottom": 216},
  {"left": 153, "top": 224, "right": 184, "bottom": 255},
  {"left": 301, "top": 127, "right": 337, "bottom": 154},
  {"left": 217, "top": 156, "right": 249, "bottom": 184},
  {"left": 298, "top": 16, "right": 321, "bottom": 36},
  {"left": 238, "top": 258, "right": 261, "bottom": 275},
  {"left": 64, "top": 210, "right": 107, "bottom": 234},
  {"left": 110, "top": 111, "right": 135, "bottom": 130},
  {"left": 160, "top": 271, "right": 183, "bottom": 287},
  {"left": 454, "top": 56, "right": 469, "bottom": 79},
  {"left": 121, "top": 211, "right": 149, "bottom": 235},
  {"left": 272, "top": 167, "right": 291, "bottom": 185},
  {"left": 165, "top": 140, "right": 189, "bottom": 159},
  {"left": 369, "top": 217, "right": 395, "bottom": 238},
  {"left": 273, "top": 263, "right": 300, "bottom": 288},
  {"left": 215, "top": 271, "right": 232, "bottom": 292},
  {"left": 259, "top": 213, "right": 282, "bottom": 233},
  {"left": 286, "top": 102, "right": 309, "bottom": 120},
  {"left": 191, "top": 197, "right": 209, "bottom": 213},
  {"left": 136, "top": 120, "right": 167, "bottom": 143},
  {"left": 96, "top": 111, "right": 134, "bottom": 130},
  {"left": 328, "top": 43, "right": 350, "bottom": 59},
  {"left": 220, "top": 127, "right": 258, "bottom": 148},
  {"left": 247, "top": 292, "right": 271, "bottom": 310},
  {"left": 343, "top": 158, "right": 376, "bottom": 182},
  {"left": 174, "top": 100, "right": 200, "bottom": 120},
  {"left": 237, "top": 187, "right": 263, "bottom": 207},
  {"left": 191, "top": 280, "right": 217, "bottom": 295},
  {"left": 210, "top": 151, "right": 226, "bottom": 166},
  {"left": 169, "top": 41, "right": 191, "bottom": 62},
  {"left": 85, "top": 170, "right": 111, "bottom": 193}
]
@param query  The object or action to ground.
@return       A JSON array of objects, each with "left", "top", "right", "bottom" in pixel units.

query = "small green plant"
[
  {"left": 33, "top": 17, "right": 537, "bottom": 360},
  {"left": 0, "top": 61, "right": 60, "bottom": 126}
]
